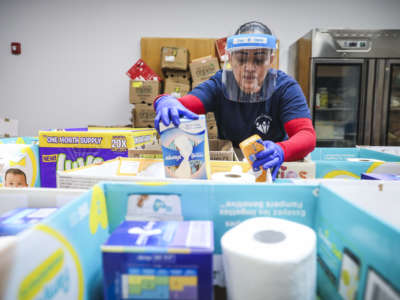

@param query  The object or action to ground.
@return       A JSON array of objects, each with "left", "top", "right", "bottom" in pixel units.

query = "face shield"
[{"left": 222, "top": 33, "right": 277, "bottom": 103}]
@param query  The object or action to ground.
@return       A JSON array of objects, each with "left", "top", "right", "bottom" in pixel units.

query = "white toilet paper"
[
  {"left": 211, "top": 172, "right": 256, "bottom": 183},
  {"left": 347, "top": 158, "right": 383, "bottom": 162},
  {"left": 221, "top": 217, "right": 316, "bottom": 300}
]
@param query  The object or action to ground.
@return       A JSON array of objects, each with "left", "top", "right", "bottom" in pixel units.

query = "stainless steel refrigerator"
[{"left": 289, "top": 29, "right": 400, "bottom": 147}]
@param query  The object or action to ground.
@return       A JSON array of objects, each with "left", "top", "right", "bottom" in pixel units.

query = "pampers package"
[
  {"left": 159, "top": 115, "right": 211, "bottom": 179},
  {"left": 0, "top": 207, "right": 57, "bottom": 236},
  {"left": 0, "top": 143, "right": 40, "bottom": 187},
  {"left": 39, "top": 128, "right": 156, "bottom": 187},
  {"left": 102, "top": 220, "right": 214, "bottom": 300}
]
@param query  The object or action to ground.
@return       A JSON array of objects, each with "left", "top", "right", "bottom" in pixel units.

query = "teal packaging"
[
  {"left": 315, "top": 181, "right": 400, "bottom": 300},
  {"left": 311, "top": 147, "right": 400, "bottom": 179},
  {"left": 1, "top": 180, "right": 399, "bottom": 299}
]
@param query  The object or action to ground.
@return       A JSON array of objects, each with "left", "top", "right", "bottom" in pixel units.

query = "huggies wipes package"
[
  {"left": 0, "top": 143, "right": 40, "bottom": 187},
  {"left": 159, "top": 115, "right": 211, "bottom": 179}
]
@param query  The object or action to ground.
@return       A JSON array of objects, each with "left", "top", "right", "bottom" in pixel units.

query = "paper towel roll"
[
  {"left": 211, "top": 172, "right": 255, "bottom": 183},
  {"left": 221, "top": 217, "right": 316, "bottom": 300},
  {"left": 347, "top": 158, "right": 383, "bottom": 162}
]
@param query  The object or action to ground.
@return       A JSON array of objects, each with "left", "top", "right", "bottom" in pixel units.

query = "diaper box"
[
  {"left": 102, "top": 220, "right": 214, "bottom": 300},
  {"left": 0, "top": 143, "right": 41, "bottom": 187},
  {"left": 39, "top": 128, "right": 157, "bottom": 187},
  {"left": 159, "top": 115, "right": 211, "bottom": 179}
]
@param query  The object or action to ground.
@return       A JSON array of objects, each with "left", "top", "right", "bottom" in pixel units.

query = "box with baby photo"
[
  {"left": 0, "top": 143, "right": 41, "bottom": 187},
  {"left": 159, "top": 115, "right": 211, "bottom": 179}
]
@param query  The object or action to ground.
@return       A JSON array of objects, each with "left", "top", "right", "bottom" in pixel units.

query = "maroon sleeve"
[
  {"left": 153, "top": 94, "right": 205, "bottom": 114},
  {"left": 277, "top": 118, "right": 316, "bottom": 162}
]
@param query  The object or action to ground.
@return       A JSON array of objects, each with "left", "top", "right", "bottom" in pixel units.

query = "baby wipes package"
[
  {"left": 159, "top": 115, "right": 211, "bottom": 179},
  {"left": 102, "top": 220, "right": 214, "bottom": 300},
  {"left": 0, "top": 143, "right": 40, "bottom": 187}
]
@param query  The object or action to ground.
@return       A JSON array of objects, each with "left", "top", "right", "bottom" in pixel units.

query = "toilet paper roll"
[
  {"left": 221, "top": 217, "right": 316, "bottom": 300},
  {"left": 211, "top": 172, "right": 255, "bottom": 183},
  {"left": 347, "top": 158, "right": 383, "bottom": 162}
]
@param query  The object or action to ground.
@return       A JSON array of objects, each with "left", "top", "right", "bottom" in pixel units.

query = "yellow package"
[{"left": 239, "top": 134, "right": 266, "bottom": 182}]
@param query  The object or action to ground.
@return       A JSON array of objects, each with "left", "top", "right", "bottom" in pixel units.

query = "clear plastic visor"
[{"left": 222, "top": 48, "right": 276, "bottom": 103}]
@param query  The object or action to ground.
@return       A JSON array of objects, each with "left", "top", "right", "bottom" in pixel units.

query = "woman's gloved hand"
[
  {"left": 154, "top": 95, "right": 198, "bottom": 132},
  {"left": 251, "top": 140, "right": 284, "bottom": 180}
]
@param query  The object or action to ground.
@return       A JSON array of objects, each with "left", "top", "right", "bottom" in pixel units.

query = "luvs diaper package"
[
  {"left": 159, "top": 115, "right": 211, "bottom": 179},
  {"left": 39, "top": 128, "right": 157, "bottom": 187}
]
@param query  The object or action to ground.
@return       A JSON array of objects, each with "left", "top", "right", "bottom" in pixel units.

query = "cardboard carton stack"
[
  {"left": 189, "top": 55, "right": 220, "bottom": 88},
  {"left": 161, "top": 47, "right": 191, "bottom": 98},
  {"left": 126, "top": 59, "right": 161, "bottom": 128}
]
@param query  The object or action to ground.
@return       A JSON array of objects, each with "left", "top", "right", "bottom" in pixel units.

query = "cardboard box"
[
  {"left": 311, "top": 147, "right": 400, "bottom": 179},
  {"left": 0, "top": 188, "right": 87, "bottom": 299},
  {"left": 0, "top": 136, "right": 38, "bottom": 145},
  {"left": 102, "top": 220, "right": 214, "bottom": 300},
  {"left": 209, "top": 139, "right": 236, "bottom": 161},
  {"left": 164, "top": 69, "right": 191, "bottom": 84},
  {"left": 133, "top": 104, "right": 156, "bottom": 128},
  {"left": 315, "top": 180, "right": 400, "bottom": 300},
  {"left": 206, "top": 113, "right": 218, "bottom": 139},
  {"left": 189, "top": 56, "right": 220, "bottom": 83},
  {"left": 3, "top": 179, "right": 400, "bottom": 299},
  {"left": 39, "top": 128, "right": 157, "bottom": 187},
  {"left": 164, "top": 79, "right": 191, "bottom": 98},
  {"left": 215, "top": 37, "right": 228, "bottom": 62},
  {"left": 129, "top": 80, "right": 160, "bottom": 105},
  {"left": 126, "top": 58, "right": 161, "bottom": 81},
  {"left": 161, "top": 47, "right": 189, "bottom": 71},
  {"left": 0, "top": 117, "right": 18, "bottom": 138},
  {"left": 0, "top": 143, "right": 41, "bottom": 187},
  {"left": 276, "top": 161, "right": 316, "bottom": 179}
]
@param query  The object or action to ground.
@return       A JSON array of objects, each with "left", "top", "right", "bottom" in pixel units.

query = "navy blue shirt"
[{"left": 189, "top": 70, "right": 311, "bottom": 147}]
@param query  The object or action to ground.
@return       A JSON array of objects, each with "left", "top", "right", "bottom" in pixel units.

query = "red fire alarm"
[{"left": 11, "top": 42, "right": 21, "bottom": 55}]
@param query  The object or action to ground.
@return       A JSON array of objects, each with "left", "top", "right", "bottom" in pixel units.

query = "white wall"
[{"left": 1, "top": 0, "right": 400, "bottom": 136}]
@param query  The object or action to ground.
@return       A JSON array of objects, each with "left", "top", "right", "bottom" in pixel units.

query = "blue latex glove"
[
  {"left": 251, "top": 140, "right": 284, "bottom": 180},
  {"left": 154, "top": 95, "right": 199, "bottom": 132}
]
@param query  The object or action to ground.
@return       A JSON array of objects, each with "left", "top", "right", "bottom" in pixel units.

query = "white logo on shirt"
[{"left": 255, "top": 114, "right": 272, "bottom": 135}]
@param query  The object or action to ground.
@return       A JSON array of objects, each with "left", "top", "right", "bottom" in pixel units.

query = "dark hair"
[
  {"left": 235, "top": 21, "right": 272, "bottom": 35},
  {"left": 5, "top": 168, "right": 27, "bottom": 181}
]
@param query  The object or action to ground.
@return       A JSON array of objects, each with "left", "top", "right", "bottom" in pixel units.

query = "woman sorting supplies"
[{"left": 153, "top": 21, "right": 316, "bottom": 179}]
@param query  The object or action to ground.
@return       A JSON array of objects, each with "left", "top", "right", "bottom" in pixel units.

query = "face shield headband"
[{"left": 226, "top": 33, "right": 277, "bottom": 52}]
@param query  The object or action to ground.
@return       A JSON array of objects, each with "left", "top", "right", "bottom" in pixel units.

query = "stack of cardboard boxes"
[
  {"left": 161, "top": 47, "right": 191, "bottom": 98},
  {"left": 127, "top": 59, "right": 162, "bottom": 128},
  {"left": 127, "top": 38, "right": 228, "bottom": 138}
]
